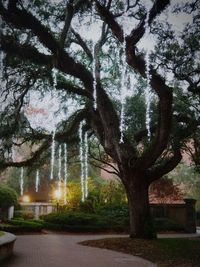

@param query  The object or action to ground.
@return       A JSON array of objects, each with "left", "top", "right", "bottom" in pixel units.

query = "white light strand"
[
  {"left": 20, "top": 167, "right": 24, "bottom": 196},
  {"left": 0, "top": 17, "right": 4, "bottom": 83},
  {"left": 84, "top": 132, "right": 88, "bottom": 198},
  {"left": 119, "top": 5, "right": 128, "bottom": 143},
  {"left": 92, "top": 3, "right": 97, "bottom": 110},
  {"left": 58, "top": 144, "right": 62, "bottom": 193},
  {"left": 79, "top": 122, "right": 85, "bottom": 202},
  {"left": 63, "top": 143, "right": 68, "bottom": 205},
  {"left": 35, "top": 169, "right": 40, "bottom": 192},
  {"left": 50, "top": 131, "right": 56, "bottom": 180},
  {"left": 144, "top": 8, "right": 152, "bottom": 139},
  {"left": 52, "top": 67, "right": 57, "bottom": 89}
]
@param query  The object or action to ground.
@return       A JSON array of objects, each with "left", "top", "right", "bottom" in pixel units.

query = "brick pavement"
[{"left": 2, "top": 234, "right": 155, "bottom": 267}]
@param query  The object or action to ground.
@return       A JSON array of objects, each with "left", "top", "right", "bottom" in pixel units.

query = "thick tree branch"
[
  {"left": 127, "top": 0, "right": 170, "bottom": 47},
  {"left": 1, "top": 35, "right": 52, "bottom": 66},
  {"left": 0, "top": 1, "right": 58, "bottom": 54},
  {"left": 57, "top": 80, "right": 92, "bottom": 99},
  {"left": 0, "top": 109, "right": 90, "bottom": 170},
  {"left": 60, "top": 0, "right": 74, "bottom": 48},
  {"left": 95, "top": 1, "right": 124, "bottom": 42},
  {"left": 1, "top": 35, "right": 94, "bottom": 92},
  {"left": 147, "top": 149, "right": 182, "bottom": 183},
  {"left": 0, "top": 139, "right": 51, "bottom": 171},
  {"left": 0, "top": 3, "right": 94, "bottom": 92}
]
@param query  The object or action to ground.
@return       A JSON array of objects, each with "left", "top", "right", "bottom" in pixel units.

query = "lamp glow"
[
  {"left": 22, "top": 195, "right": 30, "bottom": 203},
  {"left": 55, "top": 189, "right": 61, "bottom": 200}
]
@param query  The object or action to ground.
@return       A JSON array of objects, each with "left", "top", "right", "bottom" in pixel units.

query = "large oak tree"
[{"left": 0, "top": 0, "right": 199, "bottom": 238}]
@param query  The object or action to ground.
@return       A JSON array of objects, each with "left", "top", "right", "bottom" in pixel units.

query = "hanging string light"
[
  {"left": 119, "top": 3, "right": 129, "bottom": 143},
  {"left": 79, "top": 122, "right": 85, "bottom": 202},
  {"left": 20, "top": 167, "right": 24, "bottom": 196},
  {"left": 50, "top": 131, "right": 55, "bottom": 180},
  {"left": 63, "top": 143, "right": 68, "bottom": 205},
  {"left": 144, "top": 4, "right": 152, "bottom": 139},
  {"left": 84, "top": 132, "right": 89, "bottom": 198},
  {"left": 35, "top": 169, "right": 40, "bottom": 192},
  {"left": 92, "top": 4, "right": 97, "bottom": 110},
  {"left": 58, "top": 144, "right": 62, "bottom": 193}
]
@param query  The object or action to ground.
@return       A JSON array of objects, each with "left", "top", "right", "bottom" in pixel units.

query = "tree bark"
[{"left": 124, "top": 173, "right": 156, "bottom": 239}]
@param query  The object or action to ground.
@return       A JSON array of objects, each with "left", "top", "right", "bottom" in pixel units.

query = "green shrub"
[
  {"left": 28, "top": 219, "right": 44, "bottom": 225},
  {"left": 0, "top": 186, "right": 18, "bottom": 208},
  {"left": 79, "top": 191, "right": 101, "bottom": 213},
  {"left": 153, "top": 218, "right": 184, "bottom": 232},
  {"left": 41, "top": 211, "right": 129, "bottom": 233},
  {"left": 7, "top": 219, "right": 43, "bottom": 232},
  {"left": 14, "top": 210, "right": 34, "bottom": 220},
  {"left": 42, "top": 212, "right": 100, "bottom": 225},
  {"left": 99, "top": 203, "right": 129, "bottom": 217}
]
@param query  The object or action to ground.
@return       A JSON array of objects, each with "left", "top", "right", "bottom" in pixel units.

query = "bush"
[
  {"left": 41, "top": 212, "right": 100, "bottom": 226},
  {"left": 41, "top": 211, "right": 128, "bottom": 233},
  {"left": 79, "top": 191, "right": 101, "bottom": 213},
  {"left": 14, "top": 210, "right": 34, "bottom": 220},
  {"left": 99, "top": 203, "right": 129, "bottom": 217},
  {"left": 153, "top": 218, "right": 184, "bottom": 232},
  {"left": 5, "top": 219, "right": 43, "bottom": 232},
  {"left": 0, "top": 186, "right": 18, "bottom": 208}
]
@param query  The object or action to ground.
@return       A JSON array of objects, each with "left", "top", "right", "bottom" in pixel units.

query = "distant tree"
[{"left": 149, "top": 176, "right": 184, "bottom": 204}]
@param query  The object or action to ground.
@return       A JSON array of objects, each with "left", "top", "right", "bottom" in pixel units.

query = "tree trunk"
[{"left": 125, "top": 175, "right": 156, "bottom": 239}]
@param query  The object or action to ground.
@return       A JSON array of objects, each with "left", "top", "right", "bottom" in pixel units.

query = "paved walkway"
[{"left": 2, "top": 234, "right": 155, "bottom": 267}]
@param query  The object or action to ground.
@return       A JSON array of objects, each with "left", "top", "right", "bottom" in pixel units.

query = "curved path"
[{"left": 2, "top": 234, "right": 155, "bottom": 267}]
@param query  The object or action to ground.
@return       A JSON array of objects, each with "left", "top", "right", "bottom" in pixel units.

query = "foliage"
[
  {"left": 79, "top": 190, "right": 102, "bottom": 213},
  {"left": 41, "top": 211, "right": 128, "bottom": 233},
  {"left": 100, "top": 181, "right": 127, "bottom": 205},
  {"left": 149, "top": 176, "right": 184, "bottom": 203},
  {"left": 98, "top": 203, "right": 129, "bottom": 218},
  {"left": 168, "top": 163, "right": 200, "bottom": 210},
  {"left": 0, "top": 219, "right": 43, "bottom": 233},
  {"left": 0, "top": 186, "right": 18, "bottom": 208},
  {"left": 14, "top": 210, "right": 35, "bottom": 220}
]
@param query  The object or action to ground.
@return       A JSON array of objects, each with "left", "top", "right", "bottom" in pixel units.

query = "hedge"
[
  {"left": 0, "top": 219, "right": 43, "bottom": 233},
  {"left": 41, "top": 211, "right": 129, "bottom": 233}
]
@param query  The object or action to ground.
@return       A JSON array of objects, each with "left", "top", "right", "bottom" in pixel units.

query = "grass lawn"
[
  {"left": 81, "top": 237, "right": 200, "bottom": 267},
  {"left": 0, "top": 231, "right": 5, "bottom": 236}
]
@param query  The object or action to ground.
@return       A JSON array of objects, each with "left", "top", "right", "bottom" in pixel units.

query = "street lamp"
[{"left": 55, "top": 189, "right": 61, "bottom": 212}]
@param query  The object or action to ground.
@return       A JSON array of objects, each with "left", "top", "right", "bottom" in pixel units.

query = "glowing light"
[
  {"left": 55, "top": 189, "right": 61, "bottom": 201},
  {"left": 58, "top": 144, "right": 62, "bottom": 192},
  {"left": 119, "top": 4, "right": 129, "bottom": 143},
  {"left": 144, "top": 6, "right": 152, "bottom": 139},
  {"left": 92, "top": 3, "right": 97, "bottom": 110},
  {"left": 63, "top": 143, "right": 68, "bottom": 205},
  {"left": 84, "top": 132, "right": 88, "bottom": 198},
  {"left": 20, "top": 167, "right": 24, "bottom": 196},
  {"left": 79, "top": 122, "right": 85, "bottom": 202},
  {"left": 35, "top": 169, "right": 40, "bottom": 192},
  {"left": 22, "top": 195, "right": 30, "bottom": 203},
  {"left": 50, "top": 131, "right": 55, "bottom": 180}
]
